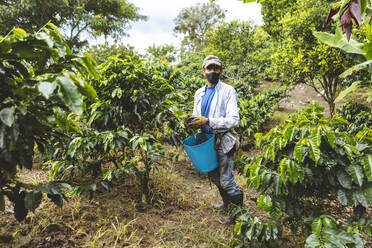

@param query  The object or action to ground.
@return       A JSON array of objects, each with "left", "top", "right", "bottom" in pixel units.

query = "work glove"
[
  {"left": 184, "top": 114, "right": 193, "bottom": 126},
  {"left": 188, "top": 116, "right": 208, "bottom": 129}
]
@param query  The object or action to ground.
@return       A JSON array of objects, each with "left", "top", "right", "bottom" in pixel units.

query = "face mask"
[{"left": 205, "top": 72, "right": 220, "bottom": 85}]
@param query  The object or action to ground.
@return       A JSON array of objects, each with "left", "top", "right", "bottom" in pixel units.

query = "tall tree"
[
  {"left": 86, "top": 42, "right": 137, "bottom": 65},
  {"left": 173, "top": 2, "right": 226, "bottom": 54},
  {"left": 0, "top": 0, "right": 146, "bottom": 48},
  {"left": 146, "top": 44, "right": 178, "bottom": 63},
  {"left": 260, "top": 0, "right": 297, "bottom": 40},
  {"left": 204, "top": 20, "right": 255, "bottom": 81},
  {"left": 267, "top": 0, "right": 355, "bottom": 116},
  {"left": 314, "top": 0, "right": 372, "bottom": 102}
]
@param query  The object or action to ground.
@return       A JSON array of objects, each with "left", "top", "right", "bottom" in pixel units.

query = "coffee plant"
[
  {"left": 0, "top": 24, "right": 98, "bottom": 221},
  {"left": 46, "top": 55, "right": 186, "bottom": 204},
  {"left": 304, "top": 215, "right": 364, "bottom": 248},
  {"left": 228, "top": 205, "right": 282, "bottom": 248},
  {"left": 232, "top": 104, "right": 372, "bottom": 246},
  {"left": 236, "top": 85, "right": 288, "bottom": 140},
  {"left": 337, "top": 100, "right": 372, "bottom": 135}
]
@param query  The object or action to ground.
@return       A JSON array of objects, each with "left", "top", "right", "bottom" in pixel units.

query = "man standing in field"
[{"left": 186, "top": 55, "right": 243, "bottom": 224}]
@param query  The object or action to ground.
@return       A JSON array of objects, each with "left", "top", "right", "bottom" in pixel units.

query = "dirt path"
[
  {"left": 0, "top": 141, "right": 297, "bottom": 248},
  {"left": 0, "top": 152, "right": 238, "bottom": 248},
  {"left": 262, "top": 80, "right": 372, "bottom": 117},
  {"left": 1, "top": 143, "right": 301, "bottom": 248},
  {"left": 259, "top": 81, "right": 331, "bottom": 116}
]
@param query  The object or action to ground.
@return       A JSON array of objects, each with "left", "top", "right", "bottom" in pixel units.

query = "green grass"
[{"left": 272, "top": 110, "right": 290, "bottom": 123}]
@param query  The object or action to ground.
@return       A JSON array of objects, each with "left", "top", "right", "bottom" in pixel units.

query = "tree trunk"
[
  {"left": 326, "top": 76, "right": 338, "bottom": 117},
  {"left": 141, "top": 170, "right": 150, "bottom": 204},
  {"left": 328, "top": 101, "right": 335, "bottom": 117},
  {"left": 140, "top": 150, "right": 151, "bottom": 205},
  {"left": 309, "top": 76, "right": 338, "bottom": 117}
]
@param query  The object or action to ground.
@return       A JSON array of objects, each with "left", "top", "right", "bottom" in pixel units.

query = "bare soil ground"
[
  {"left": 1, "top": 81, "right": 371, "bottom": 248},
  {"left": 0, "top": 151, "right": 268, "bottom": 248},
  {"left": 261, "top": 80, "right": 372, "bottom": 116}
]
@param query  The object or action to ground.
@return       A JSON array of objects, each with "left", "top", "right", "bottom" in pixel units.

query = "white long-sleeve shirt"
[{"left": 192, "top": 81, "right": 240, "bottom": 153}]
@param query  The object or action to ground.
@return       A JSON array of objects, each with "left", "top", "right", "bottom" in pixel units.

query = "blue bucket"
[{"left": 182, "top": 133, "right": 218, "bottom": 173}]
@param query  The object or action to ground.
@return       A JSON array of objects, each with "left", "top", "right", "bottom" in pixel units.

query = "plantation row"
[{"left": 232, "top": 103, "right": 372, "bottom": 247}]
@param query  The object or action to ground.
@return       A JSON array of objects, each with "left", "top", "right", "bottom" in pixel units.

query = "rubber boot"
[
  {"left": 212, "top": 187, "right": 229, "bottom": 210},
  {"left": 218, "top": 192, "right": 243, "bottom": 225},
  {"left": 230, "top": 191, "right": 243, "bottom": 206}
]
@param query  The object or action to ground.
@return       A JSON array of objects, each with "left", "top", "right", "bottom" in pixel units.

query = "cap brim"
[{"left": 204, "top": 61, "right": 222, "bottom": 68}]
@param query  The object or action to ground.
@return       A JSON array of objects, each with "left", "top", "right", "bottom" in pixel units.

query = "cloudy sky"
[{"left": 101, "top": 0, "right": 262, "bottom": 53}]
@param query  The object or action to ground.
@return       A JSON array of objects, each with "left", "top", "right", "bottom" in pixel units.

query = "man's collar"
[{"left": 201, "top": 80, "right": 222, "bottom": 94}]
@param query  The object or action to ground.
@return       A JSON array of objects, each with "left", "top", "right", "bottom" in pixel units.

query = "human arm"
[{"left": 192, "top": 89, "right": 201, "bottom": 117}]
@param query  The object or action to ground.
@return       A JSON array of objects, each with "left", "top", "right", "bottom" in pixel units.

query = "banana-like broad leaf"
[
  {"left": 335, "top": 81, "right": 361, "bottom": 102},
  {"left": 340, "top": 60, "right": 372, "bottom": 78},
  {"left": 313, "top": 28, "right": 365, "bottom": 55},
  {"left": 363, "top": 40, "right": 372, "bottom": 60}
]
